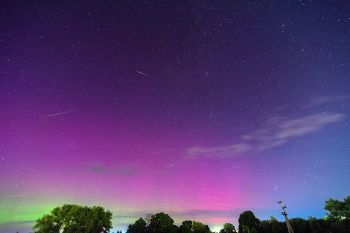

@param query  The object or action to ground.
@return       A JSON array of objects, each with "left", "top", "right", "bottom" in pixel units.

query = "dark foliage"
[{"left": 32, "top": 204, "right": 112, "bottom": 233}]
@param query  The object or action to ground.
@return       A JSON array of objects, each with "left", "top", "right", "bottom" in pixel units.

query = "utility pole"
[{"left": 278, "top": 201, "right": 294, "bottom": 233}]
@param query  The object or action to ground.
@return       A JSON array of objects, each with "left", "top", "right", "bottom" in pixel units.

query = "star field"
[{"left": 1, "top": 1, "right": 350, "bottom": 232}]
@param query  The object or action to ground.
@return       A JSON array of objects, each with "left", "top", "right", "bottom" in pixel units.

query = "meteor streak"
[
  {"left": 136, "top": 71, "right": 151, "bottom": 77},
  {"left": 45, "top": 110, "right": 74, "bottom": 118},
  {"left": 9, "top": 194, "right": 27, "bottom": 198}
]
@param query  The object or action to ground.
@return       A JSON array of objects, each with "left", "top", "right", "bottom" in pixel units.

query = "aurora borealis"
[{"left": 1, "top": 1, "right": 350, "bottom": 232}]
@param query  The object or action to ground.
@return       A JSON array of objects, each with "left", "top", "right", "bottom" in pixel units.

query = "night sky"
[{"left": 1, "top": 1, "right": 350, "bottom": 232}]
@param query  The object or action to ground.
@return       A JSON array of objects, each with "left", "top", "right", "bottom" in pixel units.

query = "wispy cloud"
[
  {"left": 0, "top": 220, "right": 36, "bottom": 233},
  {"left": 186, "top": 112, "right": 343, "bottom": 158},
  {"left": 187, "top": 143, "right": 250, "bottom": 158},
  {"left": 307, "top": 95, "right": 348, "bottom": 106},
  {"left": 252, "top": 113, "right": 342, "bottom": 151},
  {"left": 89, "top": 163, "right": 107, "bottom": 173},
  {"left": 73, "top": 162, "right": 142, "bottom": 176}
]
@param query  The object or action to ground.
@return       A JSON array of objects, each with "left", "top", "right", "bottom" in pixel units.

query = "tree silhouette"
[
  {"left": 32, "top": 204, "right": 112, "bottom": 233},
  {"left": 325, "top": 196, "right": 350, "bottom": 219},
  {"left": 238, "top": 210, "right": 259, "bottom": 233}
]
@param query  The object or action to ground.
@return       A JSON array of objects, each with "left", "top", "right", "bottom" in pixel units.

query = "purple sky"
[{"left": 1, "top": 1, "right": 350, "bottom": 232}]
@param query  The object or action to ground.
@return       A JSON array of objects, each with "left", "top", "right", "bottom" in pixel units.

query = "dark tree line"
[
  {"left": 126, "top": 212, "right": 213, "bottom": 233},
  {"left": 125, "top": 210, "right": 350, "bottom": 233},
  {"left": 255, "top": 215, "right": 350, "bottom": 233},
  {"left": 33, "top": 196, "right": 349, "bottom": 233},
  {"left": 235, "top": 196, "right": 350, "bottom": 233},
  {"left": 126, "top": 196, "right": 350, "bottom": 233}
]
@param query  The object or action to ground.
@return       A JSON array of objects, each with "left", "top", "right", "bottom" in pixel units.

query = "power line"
[
  {"left": 278, "top": 201, "right": 294, "bottom": 233},
  {"left": 259, "top": 202, "right": 280, "bottom": 220}
]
